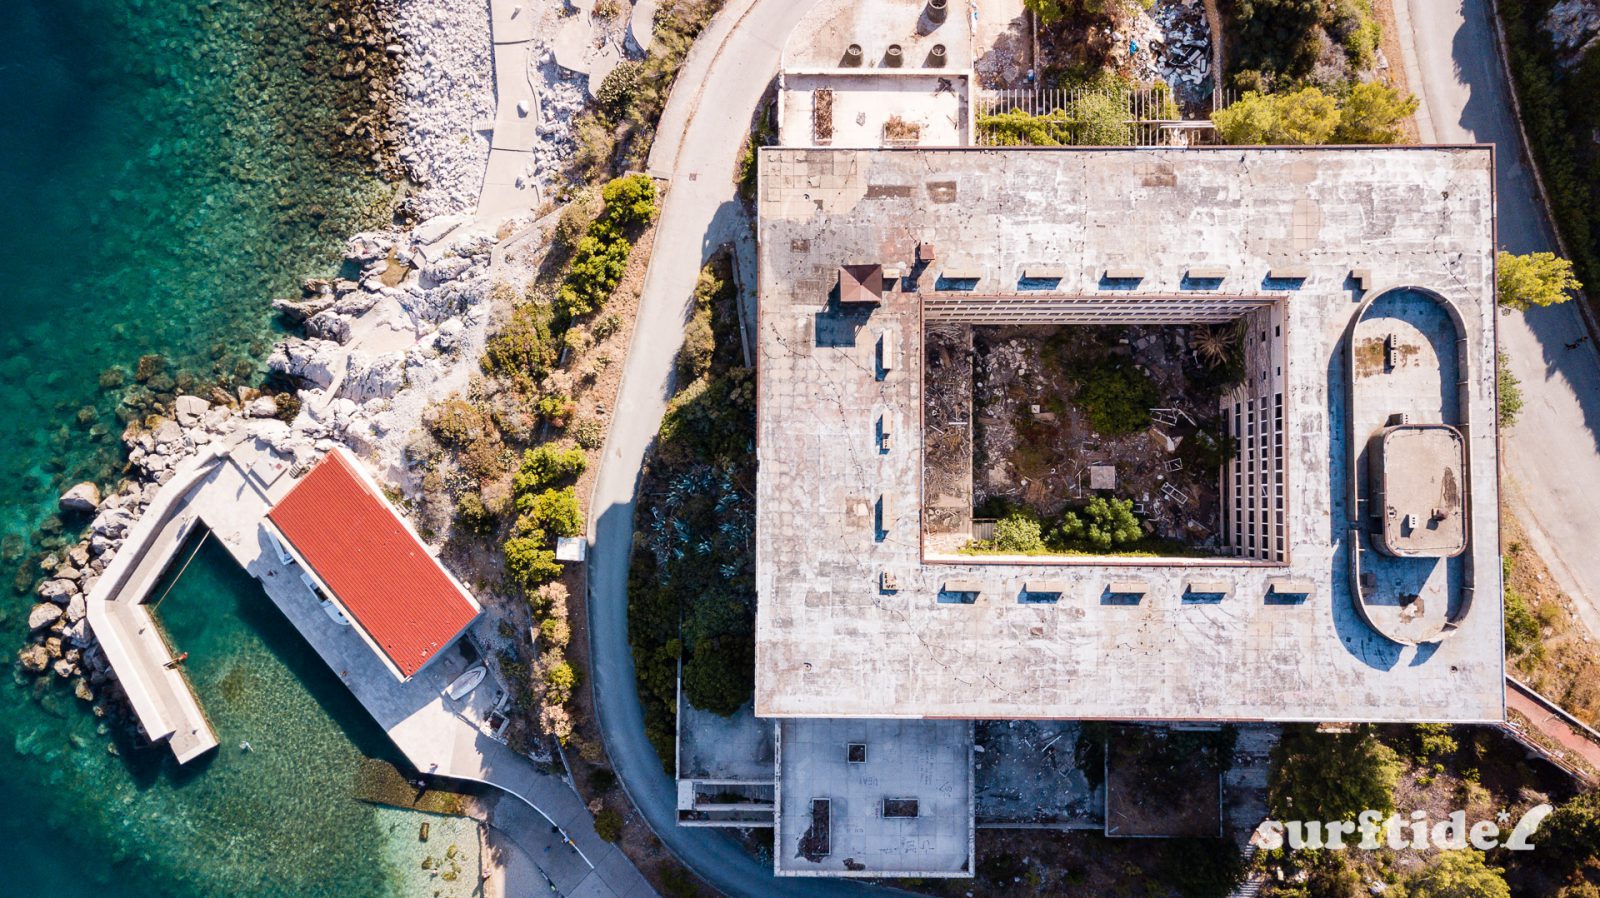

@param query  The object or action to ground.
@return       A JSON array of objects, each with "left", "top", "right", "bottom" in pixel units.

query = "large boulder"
[
  {"left": 266, "top": 338, "right": 341, "bottom": 390},
  {"left": 306, "top": 310, "right": 353, "bottom": 344},
  {"left": 58, "top": 482, "right": 101, "bottom": 514},
  {"left": 28, "top": 604, "right": 63, "bottom": 631},
  {"left": 174, "top": 394, "right": 211, "bottom": 426},
  {"left": 65, "top": 594, "right": 86, "bottom": 623},
  {"left": 338, "top": 352, "right": 407, "bottom": 403},
  {"left": 246, "top": 396, "right": 281, "bottom": 419},
  {"left": 271, "top": 294, "right": 337, "bottom": 326},
  {"left": 37, "top": 579, "right": 77, "bottom": 604}
]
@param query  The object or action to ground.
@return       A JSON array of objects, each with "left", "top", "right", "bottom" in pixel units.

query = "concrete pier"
[{"left": 89, "top": 437, "right": 655, "bottom": 896}]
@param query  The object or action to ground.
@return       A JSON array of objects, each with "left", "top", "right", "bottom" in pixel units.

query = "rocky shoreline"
[{"left": 13, "top": 0, "right": 585, "bottom": 743}]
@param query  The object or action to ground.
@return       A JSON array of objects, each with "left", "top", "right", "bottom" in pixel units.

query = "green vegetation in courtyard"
[
  {"left": 1496, "top": 250, "right": 1582, "bottom": 311},
  {"left": 972, "top": 498, "right": 1146, "bottom": 555},
  {"left": 1269, "top": 724, "right": 1401, "bottom": 823},
  {"left": 628, "top": 253, "right": 756, "bottom": 767},
  {"left": 1071, "top": 357, "right": 1159, "bottom": 435},
  {"left": 1024, "top": 0, "right": 1152, "bottom": 26}
]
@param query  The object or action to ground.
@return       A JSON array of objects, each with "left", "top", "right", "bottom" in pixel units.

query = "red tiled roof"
[{"left": 267, "top": 450, "right": 479, "bottom": 678}]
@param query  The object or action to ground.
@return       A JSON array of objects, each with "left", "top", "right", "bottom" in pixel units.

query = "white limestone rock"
[
  {"left": 174, "top": 394, "right": 211, "bottom": 426},
  {"left": 267, "top": 338, "right": 342, "bottom": 390},
  {"left": 28, "top": 604, "right": 63, "bottom": 631},
  {"left": 58, "top": 482, "right": 101, "bottom": 514}
]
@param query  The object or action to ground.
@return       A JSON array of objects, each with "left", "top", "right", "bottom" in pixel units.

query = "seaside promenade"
[{"left": 89, "top": 439, "right": 655, "bottom": 898}]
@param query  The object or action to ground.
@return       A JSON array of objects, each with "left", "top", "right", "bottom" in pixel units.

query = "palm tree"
[{"left": 1191, "top": 323, "right": 1241, "bottom": 369}]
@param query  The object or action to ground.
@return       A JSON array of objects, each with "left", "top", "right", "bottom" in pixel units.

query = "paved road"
[
  {"left": 584, "top": 1, "right": 919, "bottom": 895},
  {"left": 1392, "top": 0, "right": 1600, "bottom": 638}
]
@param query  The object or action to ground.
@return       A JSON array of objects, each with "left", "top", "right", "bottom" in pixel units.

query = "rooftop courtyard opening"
[{"left": 921, "top": 293, "right": 1288, "bottom": 564}]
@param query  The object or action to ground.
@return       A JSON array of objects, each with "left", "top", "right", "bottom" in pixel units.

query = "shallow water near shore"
[{"left": 0, "top": 1, "right": 459, "bottom": 895}]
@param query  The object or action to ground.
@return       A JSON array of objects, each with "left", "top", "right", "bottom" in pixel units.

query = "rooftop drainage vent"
[
  {"left": 885, "top": 44, "right": 904, "bottom": 67},
  {"left": 928, "top": 0, "right": 948, "bottom": 23},
  {"left": 843, "top": 43, "right": 863, "bottom": 67},
  {"left": 928, "top": 44, "right": 947, "bottom": 67}
]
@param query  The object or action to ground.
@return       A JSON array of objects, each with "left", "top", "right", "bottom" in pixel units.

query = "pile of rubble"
[{"left": 1113, "top": 0, "right": 1213, "bottom": 107}]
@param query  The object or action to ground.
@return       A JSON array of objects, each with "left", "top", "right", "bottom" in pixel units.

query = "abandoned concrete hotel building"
[{"left": 693, "top": 144, "right": 1506, "bottom": 878}]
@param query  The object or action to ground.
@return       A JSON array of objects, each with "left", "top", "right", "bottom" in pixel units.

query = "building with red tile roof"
[{"left": 266, "top": 447, "right": 481, "bottom": 680}]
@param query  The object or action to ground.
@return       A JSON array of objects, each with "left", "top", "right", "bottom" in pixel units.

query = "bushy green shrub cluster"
[
  {"left": 1072, "top": 357, "right": 1159, "bottom": 436},
  {"left": 500, "top": 444, "right": 589, "bottom": 593},
  {"left": 975, "top": 498, "right": 1144, "bottom": 554},
  {"left": 554, "top": 174, "right": 658, "bottom": 320},
  {"left": 1212, "top": 83, "right": 1416, "bottom": 145},
  {"left": 482, "top": 300, "right": 556, "bottom": 387}
]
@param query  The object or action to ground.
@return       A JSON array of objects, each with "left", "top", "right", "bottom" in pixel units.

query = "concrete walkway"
[
  {"left": 1506, "top": 678, "right": 1600, "bottom": 778},
  {"left": 477, "top": 0, "right": 545, "bottom": 221},
  {"left": 1392, "top": 0, "right": 1600, "bottom": 639}
]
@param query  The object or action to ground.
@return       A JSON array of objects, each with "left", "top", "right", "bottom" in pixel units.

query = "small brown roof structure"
[
  {"left": 839, "top": 264, "right": 884, "bottom": 304},
  {"left": 267, "top": 448, "right": 481, "bottom": 679}
]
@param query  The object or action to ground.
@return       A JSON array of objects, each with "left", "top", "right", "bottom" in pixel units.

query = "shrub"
[
  {"left": 1076, "top": 90, "right": 1133, "bottom": 146},
  {"left": 425, "top": 397, "right": 493, "bottom": 448},
  {"left": 1213, "top": 88, "right": 1341, "bottom": 145},
  {"left": 1072, "top": 358, "right": 1158, "bottom": 435},
  {"left": 593, "top": 808, "right": 624, "bottom": 842},
  {"left": 1504, "top": 585, "right": 1540, "bottom": 658},
  {"left": 554, "top": 187, "right": 603, "bottom": 250},
  {"left": 483, "top": 303, "right": 556, "bottom": 382},
  {"left": 537, "top": 394, "right": 576, "bottom": 427},
  {"left": 570, "top": 417, "right": 604, "bottom": 450},
  {"left": 1269, "top": 724, "right": 1400, "bottom": 822},
  {"left": 600, "top": 173, "right": 658, "bottom": 228},
  {"left": 595, "top": 61, "right": 643, "bottom": 120},
  {"left": 517, "top": 486, "right": 584, "bottom": 538},
  {"left": 1056, "top": 497, "right": 1142, "bottom": 551},
  {"left": 539, "top": 616, "right": 572, "bottom": 648},
  {"left": 538, "top": 703, "right": 573, "bottom": 742},
  {"left": 541, "top": 660, "right": 577, "bottom": 704},
  {"left": 677, "top": 303, "right": 715, "bottom": 382},
  {"left": 1497, "top": 250, "right": 1582, "bottom": 310},
  {"left": 1333, "top": 80, "right": 1417, "bottom": 143},
  {"left": 1497, "top": 352, "right": 1524, "bottom": 428},
  {"left": 454, "top": 492, "right": 497, "bottom": 534},
  {"left": 1403, "top": 850, "right": 1509, "bottom": 898},
  {"left": 515, "top": 445, "right": 588, "bottom": 492},
  {"left": 682, "top": 636, "right": 754, "bottom": 716},
  {"left": 992, "top": 511, "right": 1046, "bottom": 553},
  {"left": 504, "top": 536, "right": 561, "bottom": 590}
]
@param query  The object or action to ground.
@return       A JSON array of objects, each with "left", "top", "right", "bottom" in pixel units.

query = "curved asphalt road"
[
  {"left": 1392, "top": 0, "right": 1600, "bottom": 637},
  {"left": 584, "top": 0, "right": 920, "bottom": 894}
]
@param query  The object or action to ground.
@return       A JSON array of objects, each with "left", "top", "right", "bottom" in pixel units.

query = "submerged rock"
[{"left": 17, "top": 644, "right": 48, "bottom": 674}]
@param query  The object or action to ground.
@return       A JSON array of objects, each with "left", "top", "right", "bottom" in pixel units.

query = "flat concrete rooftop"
[
  {"left": 1377, "top": 426, "right": 1466, "bottom": 557},
  {"left": 775, "top": 717, "right": 973, "bottom": 876},
  {"left": 754, "top": 147, "right": 1504, "bottom": 723}
]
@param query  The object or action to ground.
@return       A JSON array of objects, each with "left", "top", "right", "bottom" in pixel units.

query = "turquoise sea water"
[{"left": 0, "top": 1, "right": 458, "bottom": 895}]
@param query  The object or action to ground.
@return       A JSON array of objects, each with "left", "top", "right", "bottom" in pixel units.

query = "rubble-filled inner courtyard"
[{"left": 928, "top": 322, "right": 1241, "bottom": 555}]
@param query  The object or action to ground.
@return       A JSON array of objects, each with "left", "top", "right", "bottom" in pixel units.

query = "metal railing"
[{"left": 973, "top": 87, "right": 1238, "bottom": 148}]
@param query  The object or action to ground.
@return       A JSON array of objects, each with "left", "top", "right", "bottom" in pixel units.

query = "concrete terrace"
[
  {"left": 90, "top": 440, "right": 655, "bottom": 898},
  {"left": 753, "top": 146, "right": 1505, "bottom": 723}
]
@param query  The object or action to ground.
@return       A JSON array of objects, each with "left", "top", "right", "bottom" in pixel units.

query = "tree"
[
  {"left": 1213, "top": 87, "right": 1342, "bottom": 145},
  {"left": 992, "top": 511, "right": 1046, "bottom": 553},
  {"left": 593, "top": 808, "right": 624, "bottom": 842},
  {"left": 600, "top": 173, "right": 658, "bottom": 229},
  {"left": 1403, "top": 850, "right": 1510, "bottom": 898},
  {"left": 515, "top": 444, "right": 588, "bottom": 493},
  {"left": 1025, "top": 0, "right": 1150, "bottom": 26},
  {"left": 1497, "top": 251, "right": 1582, "bottom": 310},
  {"left": 1057, "top": 497, "right": 1142, "bottom": 551},
  {"left": 1076, "top": 90, "right": 1132, "bottom": 146},
  {"left": 683, "top": 635, "right": 754, "bottom": 716},
  {"left": 1334, "top": 81, "right": 1418, "bottom": 144},
  {"left": 1268, "top": 724, "right": 1400, "bottom": 822},
  {"left": 1535, "top": 790, "right": 1600, "bottom": 875},
  {"left": 517, "top": 486, "right": 583, "bottom": 538},
  {"left": 504, "top": 535, "right": 561, "bottom": 590}
]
